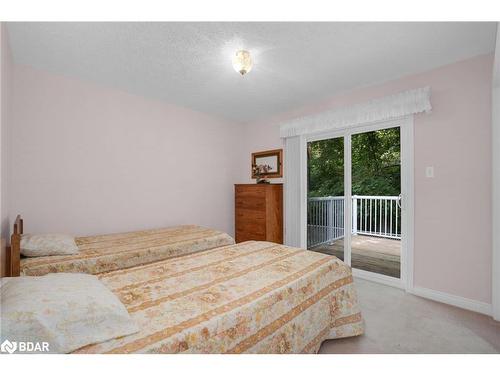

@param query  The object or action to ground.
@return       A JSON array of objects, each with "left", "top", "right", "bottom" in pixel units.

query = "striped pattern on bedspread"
[
  {"left": 20, "top": 225, "right": 235, "bottom": 276},
  {"left": 74, "top": 241, "right": 364, "bottom": 354}
]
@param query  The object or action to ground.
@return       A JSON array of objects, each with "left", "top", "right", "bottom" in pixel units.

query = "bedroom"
[{"left": 0, "top": 0, "right": 499, "bottom": 372}]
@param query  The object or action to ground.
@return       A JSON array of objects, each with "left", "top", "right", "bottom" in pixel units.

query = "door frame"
[{"left": 302, "top": 116, "right": 414, "bottom": 291}]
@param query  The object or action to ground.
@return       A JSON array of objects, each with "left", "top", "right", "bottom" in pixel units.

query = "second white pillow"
[{"left": 21, "top": 233, "right": 79, "bottom": 257}]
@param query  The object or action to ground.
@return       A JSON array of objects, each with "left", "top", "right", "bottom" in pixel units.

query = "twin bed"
[
  {"left": 19, "top": 224, "right": 234, "bottom": 276},
  {"left": 3, "top": 215, "right": 363, "bottom": 354}
]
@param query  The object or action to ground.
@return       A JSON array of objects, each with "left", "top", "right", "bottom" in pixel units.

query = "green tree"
[{"left": 307, "top": 127, "right": 400, "bottom": 197}]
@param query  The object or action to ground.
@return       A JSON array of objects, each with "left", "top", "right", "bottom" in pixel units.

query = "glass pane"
[
  {"left": 351, "top": 127, "right": 401, "bottom": 278},
  {"left": 306, "top": 137, "right": 344, "bottom": 261}
]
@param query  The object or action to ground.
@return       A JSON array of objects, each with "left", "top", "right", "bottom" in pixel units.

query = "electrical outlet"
[{"left": 425, "top": 166, "right": 434, "bottom": 178}]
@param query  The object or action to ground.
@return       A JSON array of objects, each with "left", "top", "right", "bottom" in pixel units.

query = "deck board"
[{"left": 310, "top": 235, "right": 401, "bottom": 278}]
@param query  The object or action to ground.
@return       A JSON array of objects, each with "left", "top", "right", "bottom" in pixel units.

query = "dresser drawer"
[
  {"left": 235, "top": 208, "right": 265, "bottom": 221},
  {"left": 235, "top": 198, "right": 266, "bottom": 211},
  {"left": 235, "top": 186, "right": 266, "bottom": 196},
  {"left": 235, "top": 218, "right": 266, "bottom": 236},
  {"left": 235, "top": 187, "right": 266, "bottom": 211},
  {"left": 235, "top": 228, "right": 266, "bottom": 242}
]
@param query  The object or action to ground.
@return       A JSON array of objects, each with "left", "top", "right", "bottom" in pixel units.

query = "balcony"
[{"left": 307, "top": 195, "right": 401, "bottom": 278}]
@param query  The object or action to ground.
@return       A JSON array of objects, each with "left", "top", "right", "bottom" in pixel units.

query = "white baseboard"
[
  {"left": 352, "top": 268, "right": 404, "bottom": 290},
  {"left": 408, "top": 286, "right": 492, "bottom": 317},
  {"left": 494, "top": 303, "right": 500, "bottom": 321},
  {"left": 351, "top": 269, "right": 493, "bottom": 318}
]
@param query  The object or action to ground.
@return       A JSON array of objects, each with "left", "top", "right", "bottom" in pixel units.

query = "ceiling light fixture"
[{"left": 232, "top": 50, "right": 253, "bottom": 76}]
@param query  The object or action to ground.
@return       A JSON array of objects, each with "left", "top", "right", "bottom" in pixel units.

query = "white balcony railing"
[{"left": 307, "top": 195, "right": 401, "bottom": 248}]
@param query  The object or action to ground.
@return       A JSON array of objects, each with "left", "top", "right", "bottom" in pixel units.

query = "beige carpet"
[{"left": 320, "top": 278, "right": 500, "bottom": 353}]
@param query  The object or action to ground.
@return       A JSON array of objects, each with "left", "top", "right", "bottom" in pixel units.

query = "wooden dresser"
[{"left": 234, "top": 184, "right": 283, "bottom": 244}]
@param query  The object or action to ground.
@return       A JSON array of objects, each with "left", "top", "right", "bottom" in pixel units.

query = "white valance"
[{"left": 280, "top": 87, "right": 431, "bottom": 138}]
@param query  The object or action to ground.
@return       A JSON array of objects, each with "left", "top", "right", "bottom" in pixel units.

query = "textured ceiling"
[{"left": 6, "top": 22, "right": 497, "bottom": 123}]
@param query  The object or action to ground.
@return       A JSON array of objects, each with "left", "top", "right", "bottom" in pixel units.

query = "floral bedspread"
[
  {"left": 75, "top": 241, "right": 364, "bottom": 354},
  {"left": 20, "top": 225, "right": 234, "bottom": 276}
]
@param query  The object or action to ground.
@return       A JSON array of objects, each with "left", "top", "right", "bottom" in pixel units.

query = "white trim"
[
  {"left": 353, "top": 268, "right": 404, "bottom": 289},
  {"left": 492, "top": 23, "right": 500, "bottom": 321},
  {"left": 344, "top": 134, "right": 352, "bottom": 266},
  {"left": 492, "top": 87, "right": 499, "bottom": 321},
  {"left": 400, "top": 116, "right": 415, "bottom": 292},
  {"left": 280, "top": 87, "right": 431, "bottom": 138},
  {"left": 408, "top": 286, "right": 493, "bottom": 316},
  {"left": 299, "top": 136, "right": 307, "bottom": 249},
  {"left": 284, "top": 135, "right": 306, "bottom": 248},
  {"left": 306, "top": 117, "right": 411, "bottom": 142}
]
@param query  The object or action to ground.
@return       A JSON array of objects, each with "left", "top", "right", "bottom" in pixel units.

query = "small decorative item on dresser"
[{"left": 252, "top": 164, "right": 272, "bottom": 184}]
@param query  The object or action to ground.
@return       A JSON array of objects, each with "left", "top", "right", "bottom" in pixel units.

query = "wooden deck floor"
[{"left": 310, "top": 235, "right": 401, "bottom": 278}]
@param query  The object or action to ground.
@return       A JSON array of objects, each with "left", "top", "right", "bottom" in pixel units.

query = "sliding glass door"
[
  {"left": 351, "top": 127, "right": 401, "bottom": 278},
  {"left": 306, "top": 124, "right": 404, "bottom": 282},
  {"left": 306, "top": 136, "right": 345, "bottom": 261}
]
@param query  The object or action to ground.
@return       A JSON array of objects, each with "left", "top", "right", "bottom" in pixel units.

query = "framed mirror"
[{"left": 251, "top": 149, "right": 283, "bottom": 179}]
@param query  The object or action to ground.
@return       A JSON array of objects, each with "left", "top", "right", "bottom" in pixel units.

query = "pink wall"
[
  {"left": 5, "top": 42, "right": 494, "bottom": 305},
  {"left": 11, "top": 65, "right": 240, "bottom": 237},
  {"left": 1, "top": 23, "right": 14, "bottom": 276},
  {"left": 235, "top": 54, "right": 493, "bottom": 304}
]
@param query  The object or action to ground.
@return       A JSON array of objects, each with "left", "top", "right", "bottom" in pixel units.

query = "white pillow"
[
  {"left": 0, "top": 273, "right": 139, "bottom": 353},
  {"left": 21, "top": 233, "right": 79, "bottom": 257}
]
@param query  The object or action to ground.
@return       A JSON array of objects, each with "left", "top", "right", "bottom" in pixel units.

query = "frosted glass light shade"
[{"left": 232, "top": 50, "right": 253, "bottom": 75}]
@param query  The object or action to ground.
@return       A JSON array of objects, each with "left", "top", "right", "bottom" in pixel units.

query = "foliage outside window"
[{"left": 307, "top": 127, "right": 401, "bottom": 197}]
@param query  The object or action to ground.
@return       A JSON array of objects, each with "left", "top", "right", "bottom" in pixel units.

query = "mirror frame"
[{"left": 251, "top": 149, "right": 283, "bottom": 179}]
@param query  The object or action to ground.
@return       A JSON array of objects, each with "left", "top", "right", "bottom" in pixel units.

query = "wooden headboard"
[{"left": 6, "top": 214, "right": 22, "bottom": 277}]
